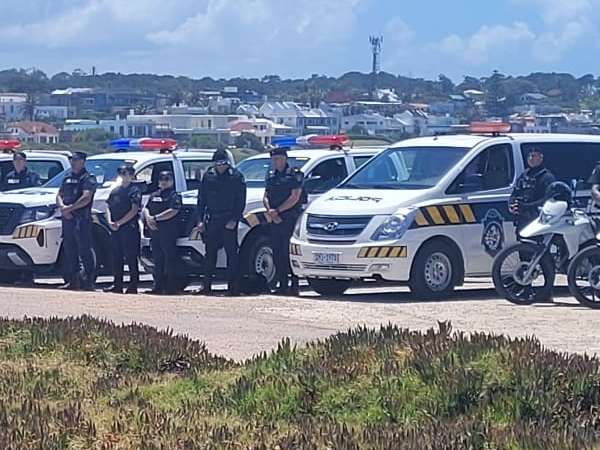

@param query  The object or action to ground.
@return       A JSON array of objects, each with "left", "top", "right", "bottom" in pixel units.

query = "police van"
[
  {"left": 0, "top": 144, "right": 221, "bottom": 283},
  {"left": 290, "top": 131, "right": 600, "bottom": 298},
  {"left": 141, "top": 146, "right": 385, "bottom": 284}
]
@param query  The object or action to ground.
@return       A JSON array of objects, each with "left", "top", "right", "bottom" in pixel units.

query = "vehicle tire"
[
  {"left": 492, "top": 242, "right": 555, "bottom": 305},
  {"left": 241, "top": 234, "right": 277, "bottom": 285},
  {"left": 0, "top": 270, "right": 21, "bottom": 285},
  {"left": 409, "top": 241, "right": 458, "bottom": 300},
  {"left": 307, "top": 278, "right": 351, "bottom": 296},
  {"left": 567, "top": 245, "right": 600, "bottom": 309}
]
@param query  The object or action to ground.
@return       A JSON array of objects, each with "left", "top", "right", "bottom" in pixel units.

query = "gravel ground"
[{"left": 0, "top": 278, "right": 597, "bottom": 361}]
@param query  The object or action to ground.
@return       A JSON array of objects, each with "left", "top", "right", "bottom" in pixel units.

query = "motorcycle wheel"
[
  {"left": 492, "top": 242, "right": 555, "bottom": 305},
  {"left": 567, "top": 246, "right": 600, "bottom": 309}
]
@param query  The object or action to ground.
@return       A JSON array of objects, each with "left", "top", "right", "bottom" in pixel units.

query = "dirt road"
[{"left": 0, "top": 280, "right": 597, "bottom": 360}]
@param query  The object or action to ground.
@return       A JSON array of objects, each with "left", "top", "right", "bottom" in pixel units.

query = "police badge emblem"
[{"left": 481, "top": 209, "right": 505, "bottom": 257}]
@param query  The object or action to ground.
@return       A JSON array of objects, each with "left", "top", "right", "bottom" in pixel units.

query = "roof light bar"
[
  {"left": 0, "top": 139, "right": 22, "bottom": 152},
  {"left": 110, "top": 138, "right": 177, "bottom": 152},
  {"left": 272, "top": 134, "right": 350, "bottom": 148},
  {"left": 469, "top": 122, "right": 511, "bottom": 134}
]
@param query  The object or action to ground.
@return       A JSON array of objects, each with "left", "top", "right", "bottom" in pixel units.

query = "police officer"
[
  {"left": 589, "top": 163, "right": 600, "bottom": 208},
  {"left": 56, "top": 151, "right": 97, "bottom": 290},
  {"left": 104, "top": 164, "right": 142, "bottom": 294},
  {"left": 196, "top": 149, "right": 246, "bottom": 295},
  {"left": 1, "top": 152, "right": 41, "bottom": 191},
  {"left": 264, "top": 147, "right": 304, "bottom": 295},
  {"left": 509, "top": 147, "right": 555, "bottom": 233},
  {"left": 143, "top": 171, "right": 182, "bottom": 295}
]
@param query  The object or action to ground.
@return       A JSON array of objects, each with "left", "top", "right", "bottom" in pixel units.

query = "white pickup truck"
[
  {"left": 0, "top": 148, "right": 222, "bottom": 283},
  {"left": 140, "top": 146, "right": 385, "bottom": 285}
]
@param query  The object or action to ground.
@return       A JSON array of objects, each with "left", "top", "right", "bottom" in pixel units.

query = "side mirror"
[{"left": 459, "top": 173, "right": 483, "bottom": 191}]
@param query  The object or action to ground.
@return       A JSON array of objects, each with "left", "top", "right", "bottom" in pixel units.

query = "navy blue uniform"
[
  {"left": 1, "top": 168, "right": 41, "bottom": 191},
  {"left": 59, "top": 168, "right": 97, "bottom": 287},
  {"left": 107, "top": 184, "right": 142, "bottom": 291},
  {"left": 510, "top": 165, "right": 555, "bottom": 231},
  {"left": 147, "top": 188, "right": 182, "bottom": 293},
  {"left": 197, "top": 166, "right": 246, "bottom": 289},
  {"left": 265, "top": 165, "right": 304, "bottom": 289}
]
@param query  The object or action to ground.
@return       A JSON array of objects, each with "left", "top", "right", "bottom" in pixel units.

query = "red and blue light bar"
[
  {"left": 272, "top": 134, "right": 349, "bottom": 148},
  {"left": 110, "top": 138, "right": 177, "bottom": 152},
  {"left": 0, "top": 139, "right": 21, "bottom": 152}
]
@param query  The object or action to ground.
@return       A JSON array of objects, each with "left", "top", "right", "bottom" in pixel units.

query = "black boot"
[
  {"left": 103, "top": 285, "right": 123, "bottom": 294},
  {"left": 125, "top": 284, "right": 138, "bottom": 294}
]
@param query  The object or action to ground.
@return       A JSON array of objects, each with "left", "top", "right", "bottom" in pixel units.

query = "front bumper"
[
  {"left": 0, "top": 218, "right": 62, "bottom": 270},
  {"left": 289, "top": 236, "right": 415, "bottom": 282}
]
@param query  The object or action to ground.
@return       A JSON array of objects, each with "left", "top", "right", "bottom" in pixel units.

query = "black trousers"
[
  {"left": 204, "top": 220, "right": 238, "bottom": 287},
  {"left": 62, "top": 215, "right": 95, "bottom": 284},
  {"left": 111, "top": 222, "right": 140, "bottom": 289},
  {"left": 151, "top": 226, "right": 179, "bottom": 293},
  {"left": 270, "top": 217, "right": 296, "bottom": 288}
]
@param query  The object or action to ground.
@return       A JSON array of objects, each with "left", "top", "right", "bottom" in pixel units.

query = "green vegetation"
[{"left": 1, "top": 317, "right": 600, "bottom": 449}]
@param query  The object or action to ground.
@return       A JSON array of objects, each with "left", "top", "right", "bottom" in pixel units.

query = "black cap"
[
  {"left": 13, "top": 152, "right": 26, "bottom": 161},
  {"left": 270, "top": 146, "right": 289, "bottom": 157},
  {"left": 158, "top": 170, "right": 173, "bottom": 181},
  {"left": 212, "top": 148, "right": 230, "bottom": 164},
  {"left": 527, "top": 147, "right": 543, "bottom": 155},
  {"left": 117, "top": 164, "right": 135, "bottom": 175},
  {"left": 72, "top": 151, "right": 87, "bottom": 161}
]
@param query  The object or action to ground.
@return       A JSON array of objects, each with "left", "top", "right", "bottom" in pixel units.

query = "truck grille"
[
  {"left": 303, "top": 263, "right": 368, "bottom": 272},
  {"left": 307, "top": 215, "right": 372, "bottom": 237},
  {"left": 0, "top": 204, "right": 23, "bottom": 235}
]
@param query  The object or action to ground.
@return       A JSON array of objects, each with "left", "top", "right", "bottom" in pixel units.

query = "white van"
[{"left": 291, "top": 133, "right": 600, "bottom": 298}]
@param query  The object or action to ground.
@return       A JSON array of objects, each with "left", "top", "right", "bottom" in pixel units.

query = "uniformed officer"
[
  {"left": 589, "top": 163, "right": 600, "bottom": 208},
  {"left": 56, "top": 151, "right": 97, "bottom": 290},
  {"left": 196, "top": 149, "right": 246, "bottom": 295},
  {"left": 1, "top": 152, "right": 41, "bottom": 191},
  {"left": 143, "top": 171, "right": 182, "bottom": 295},
  {"left": 264, "top": 147, "right": 304, "bottom": 295},
  {"left": 509, "top": 147, "right": 555, "bottom": 233},
  {"left": 104, "top": 164, "right": 142, "bottom": 294}
]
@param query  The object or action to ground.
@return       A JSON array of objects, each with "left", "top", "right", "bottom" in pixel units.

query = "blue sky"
[{"left": 0, "top": 0, "right": 597, "bottom": 81}]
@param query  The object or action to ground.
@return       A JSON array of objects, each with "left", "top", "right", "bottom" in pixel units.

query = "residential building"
[
  {"left": 259, "top": 102, "right": 339, "bottom": 135},
  {"left": 0, "top": 93, "right": 27, "bottom": 121},
  {"left": 230, "top": 117, "right": 292, "bottom": 145},
  {"left": 341, "top": 113, "right": 406, "bottom": 135},
  {"left": 7, "top": 121, "right": 59, "bottom": 144}
]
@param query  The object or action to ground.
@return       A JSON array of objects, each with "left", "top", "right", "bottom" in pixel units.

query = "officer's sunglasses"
[
  {"left": 117, "top": 169, "right": 133, "bottom": 175},
  {"left": 215, "top": 160, "right": 230, "bottom": 167},
  {"left": 158, "top": 176, "right": 172, "bottom": 182}
]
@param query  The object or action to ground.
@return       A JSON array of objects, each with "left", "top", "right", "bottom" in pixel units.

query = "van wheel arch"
[
  {"left": 411, "top": 236, "right": 465, "bottom": 288},
  {"left": 239, "top": 225, "right": 275, "bottom": 283}
]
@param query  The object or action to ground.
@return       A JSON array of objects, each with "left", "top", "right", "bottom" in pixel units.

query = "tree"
[
  {"left": 483, "top": 71, "right": 508, "bottom": 118},
  {"left": 438, "top": 74, "right": 455, "bottom": 95},
  {"left": 24, "top": 91, "right": 37, "bottom": 121}
]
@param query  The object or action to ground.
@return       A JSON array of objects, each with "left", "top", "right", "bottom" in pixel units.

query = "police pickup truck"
[
  {"left": 140, "top": 146, "right": 384, "bottom": 285},
  {"left": 0, "top": 147, "right": 221, "bottom": 283},
  {"left": 291, "top": 131, "right": 600, "bottom": 299},
  {"left": 0, "top": 150, "right": 71, "bottom": 189}
]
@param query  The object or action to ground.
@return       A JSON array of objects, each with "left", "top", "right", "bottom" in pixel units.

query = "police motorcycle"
[
  {"left": 566, "top": 214, "right": 600, "bottom": 308},
  {"left": 492, "top": 182, "right": 595, "bottom": 305}
]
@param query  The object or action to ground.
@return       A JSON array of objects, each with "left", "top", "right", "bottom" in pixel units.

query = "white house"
[
  {"left": 259, "top": 102, "right": 339, "bottom": 135},
  {"left": 0, "top": 93, "right": 27, "bottom": 121},
  {"left": 341, "top": 113, "right": 406, "bottom": 135},
  {"left": 7, "top": 121, "right": 59, "bottom": 144},
  {"left": 230, "top": 117, "right": 292, "bottom": 145}
]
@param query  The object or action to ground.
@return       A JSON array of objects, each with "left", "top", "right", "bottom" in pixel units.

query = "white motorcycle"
[
  {"left": 492, "top": 189, "right": 595, "bottom": 305},
  {"left": 566, "top": 221, "right": 600, "bottom": 308}
]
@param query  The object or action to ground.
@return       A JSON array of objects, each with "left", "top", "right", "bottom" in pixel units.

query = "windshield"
[
  {"left": 341, "top": 146, "right": 469, "bottom": 190},
  {"left": 44, "top": 159, "right": 137, "bottom": 188},
  {"left": 237, "top": 157, "right": 308, "bottom": 188}
]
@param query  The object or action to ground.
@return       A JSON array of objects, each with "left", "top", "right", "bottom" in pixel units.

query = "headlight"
[
  {"left": 19, "top": 206, "right": 56, "bottom": 225},
  {"left": 293, "top": 214, "right": 303, "bottom": 238},
  {"left": 371, "top": 211, "right": 415, "bottom": 241}
]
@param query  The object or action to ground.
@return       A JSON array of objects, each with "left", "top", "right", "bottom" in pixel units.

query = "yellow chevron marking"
[
  {"left": 367, "top": 247, "right": 379, "bottom": 258},
  {"left": 443, "top": 205, "right": 460, "bottom": 224},
  {"left": 399, "top": 247, "right": 408, "bottom": 258},
  {"left": 459, "top": 204, "right": 476, "bottom": 223},
  {"left": 244, "top": 213, "right": 260, "bottom": 227},
  {"left": 415, "top": 210, "right": 429, "bottom": 226},
  {"left": 27, "top": 226, "right": 34, "bottom": 237},
  {"left": 426, "top": 206, "right": 445, "bottom": 225},
  {"left": 19, "top": 227, "right": 26, "bottom": 238},
  {"left": 357, "top": 247, "right": 369, "bottom": 258},
  {"left": 189, "top": 229, "right": 201, "bottom": 241},
  {"left": 389, "top": 247, "right": 402, "bottom": 257},
  {"left": 378, "top": 247, "right": 390, "bottom": 258}
]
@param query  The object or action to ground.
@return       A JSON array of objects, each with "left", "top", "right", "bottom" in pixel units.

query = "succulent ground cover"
[{"left": 1, "top": 316, "right": 600, "bottom": 449}]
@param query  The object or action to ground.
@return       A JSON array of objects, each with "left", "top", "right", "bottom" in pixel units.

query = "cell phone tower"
[{"left": 369, "top": 35, "right": 383, "bottom": 98}]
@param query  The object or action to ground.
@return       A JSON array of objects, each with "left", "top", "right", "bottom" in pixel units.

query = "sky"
[{"left": 0, "top": 0, "right": 598, "bottom": 81}]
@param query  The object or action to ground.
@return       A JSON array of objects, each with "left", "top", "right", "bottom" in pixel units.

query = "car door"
[
  {"left": 304, "top": 156, "right": 349, "bottom": 203},
  {"left": 446, "top": 143, "right": 516, "bottom": 275}
]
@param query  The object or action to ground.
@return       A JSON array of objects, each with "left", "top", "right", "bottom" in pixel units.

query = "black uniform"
[
  {"left": 59, "top": 168, "right": 97, "bottom": 287},
  {"left": 1, "top": 167, "right": 41, "bottom": 191},
  {"left": 265, "top": 165, "right": 304, "bottom": 290},
  {"left": 107, "top": 184, "right": 142, "bottom": 292},
  {"left": 197, "top": 166, "right": 246, "bottom": 290},
  {"left": 147, "top": 188, "right": 182, "bottom": 293},
  {"left": 509, "top": 165, "right": 556, "bottom": 231}
]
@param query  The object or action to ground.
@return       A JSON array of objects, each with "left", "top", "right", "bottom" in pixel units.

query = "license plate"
[{"left": 313, "top": 252, "right": 340, "bottom": 264}]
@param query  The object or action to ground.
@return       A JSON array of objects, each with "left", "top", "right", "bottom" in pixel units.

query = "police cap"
[
  {"left": 158, "top": 170, "right": 174, "bottom": 181},
  {"left": 270, "top": 146, "right": 289, "bottom": 157},
  {"left": 212, "top": 148, "right": 230, "bottom": 164},
  {"left": 527, "top": 147, "right": 543, "bottom": 155},
  {"left": 13, "top": 152, "right": 26, "bottom": 161},
  {"left": 72, "top": 151, "right": 87, "bottom": 161},
  {"left": 117, "top": 164, "right": 135, "bottom": 176}
]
